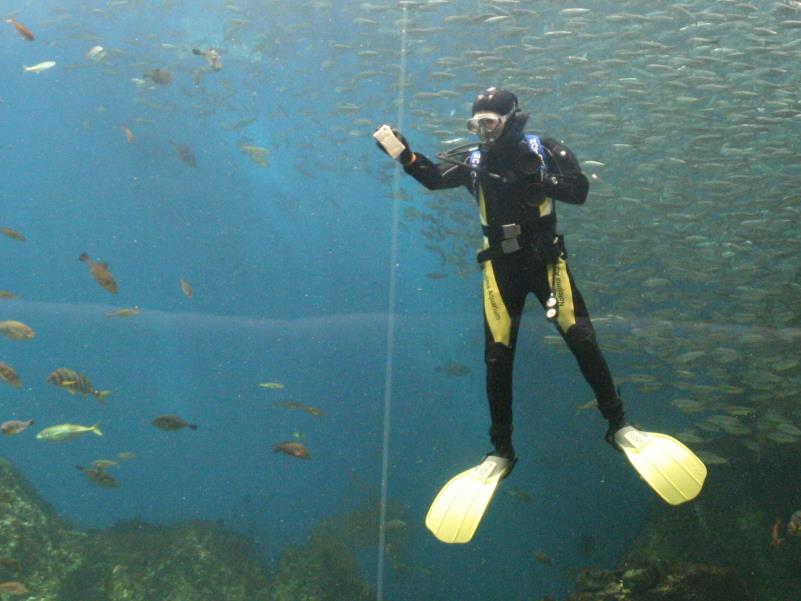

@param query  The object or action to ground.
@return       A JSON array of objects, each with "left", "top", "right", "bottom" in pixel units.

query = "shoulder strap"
[
  {"left": 524, "top": 134, "right": 549, "bottom": 180},
  {"left": 468, "top": 148, "right": 482, "bottom": 196}
]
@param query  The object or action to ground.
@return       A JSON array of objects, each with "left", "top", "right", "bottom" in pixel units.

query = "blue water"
[{"left": 0, "top": 2, "right": 679, "bottom": 600}]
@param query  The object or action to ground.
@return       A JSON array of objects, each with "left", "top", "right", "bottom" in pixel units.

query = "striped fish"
[{"left": 47, "top": 368, "right": 111, "bottom": 404}]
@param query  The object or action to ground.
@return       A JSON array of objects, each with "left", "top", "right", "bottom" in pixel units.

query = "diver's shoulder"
[
  {"left": 523, "top": 132, "right": 560, "bottom": 146},
  {"left": 536, "top": 135, "right": 561, "bottom": 148},
  {"left": 537, "top": 136, "right": 580, "bottom": 156}
]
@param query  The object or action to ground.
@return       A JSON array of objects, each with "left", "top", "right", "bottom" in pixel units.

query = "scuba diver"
[{"left": 375, "top": 88, "right": 707, "bottom": 543}]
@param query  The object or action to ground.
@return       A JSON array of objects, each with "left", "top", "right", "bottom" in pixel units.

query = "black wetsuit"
[{"left": 403, "top": 113, "right": 624, "bottom": 457}]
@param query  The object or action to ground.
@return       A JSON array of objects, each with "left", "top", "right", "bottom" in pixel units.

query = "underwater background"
[{"left": 1, "top": 0, "right": 801, "bottom": 600}]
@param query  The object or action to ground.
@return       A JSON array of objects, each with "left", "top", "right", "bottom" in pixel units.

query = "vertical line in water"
[{"left": 376, "top": 5, "right": 408, "bottom": 601}]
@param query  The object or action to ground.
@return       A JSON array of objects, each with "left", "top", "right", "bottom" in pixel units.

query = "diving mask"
[{"left": 467, "top": 110, "right": 512, "bottom": 143}]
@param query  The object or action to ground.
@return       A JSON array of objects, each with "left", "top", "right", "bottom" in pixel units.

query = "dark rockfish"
[
  {"left": 47, "top": 368, "right": 111, "bottom": 403},
  {"left": 0, "top": 420, "right": 34, "bottom": 435},
  {"left": 273, "top": 441, "right": 311, "bottom": 459},
  {"left": 151, "top": 415, "right": 198, "bottom": 431},
  {"left": 76, "top": 465, "right": 118, "bottom": 488},
  {"left": 169, "top": 140, "right": 197, "bottom": 168},
  {"left": 0, "top": 362, "right": 21, "bottom": 388},
  {"left": 145, "top": 68, "right": 172, "bottom": 85},
  {"left": 79, "top": 252, "right": 118, "bottom": 294}
]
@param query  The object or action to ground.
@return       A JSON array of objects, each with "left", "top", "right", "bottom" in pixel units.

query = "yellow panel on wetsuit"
[
  {"left": 478, "top": 184, "right": 489, "bottom": 226},
  {"left": 538, "top": 197, "right": 553, "bottom": 217},
  {"left": 477, "top": 185, "right": 512, "bottom": 345},
  {"left": 482, "top": 259, "right": 511, "bottom": 346},
  {"left": 547, "top": 256, "right": 577, "bottom": 331}
]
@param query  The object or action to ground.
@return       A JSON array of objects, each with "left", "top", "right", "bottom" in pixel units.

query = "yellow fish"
[{"left": 36, "top": 422, "right": 103, "bottom": 442}]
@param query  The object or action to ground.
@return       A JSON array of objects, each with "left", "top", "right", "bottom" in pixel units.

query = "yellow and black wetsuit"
[{"left": 403, "top": 114, "right": 624, "bottom": 457}]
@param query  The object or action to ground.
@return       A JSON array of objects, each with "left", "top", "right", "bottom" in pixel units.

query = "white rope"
[{"left": 375, "top": 5, "right": 408, "bottom": 601}]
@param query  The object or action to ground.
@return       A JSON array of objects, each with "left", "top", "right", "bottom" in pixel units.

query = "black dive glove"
[
  {"left": 517, "top": 141, "right": 543, "bottom": 181},
  {"left": 375, "top": 127, "right": 415, "bottom": 166}
]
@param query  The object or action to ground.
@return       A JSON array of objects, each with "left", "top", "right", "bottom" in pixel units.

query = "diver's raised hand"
[{"left": 374, "top": 125, "right": 414, "bottom": 165}]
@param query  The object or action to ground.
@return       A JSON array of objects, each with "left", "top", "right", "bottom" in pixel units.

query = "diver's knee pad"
[
  {"left": 564, "top": 322, "right": 596, "bottom": 351},
  {"left": 485, "top": 342, "right": 514, "bottom": 367}
]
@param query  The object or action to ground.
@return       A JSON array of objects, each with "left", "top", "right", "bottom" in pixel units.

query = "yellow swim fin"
[
  {"left": 425, "top": 455, "right": 514, "bottom": 544},
  {"left": 614, "top": 426, "right": 707, "bottom": 505}
]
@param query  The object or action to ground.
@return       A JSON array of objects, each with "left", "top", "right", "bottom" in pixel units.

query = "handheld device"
[{"left": 373, "top": 124, "right": 406, "bottom": 160}]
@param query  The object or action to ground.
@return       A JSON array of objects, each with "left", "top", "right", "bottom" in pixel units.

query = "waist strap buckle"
[
  {"left": 499, "top": 223, "right": 522, "bottom": 239},
  {"left": 499, "top": 223, "right": 522, "bottom": 253},
  {"left": 501, "top": 237, "right": 521, "bottom": 253}
]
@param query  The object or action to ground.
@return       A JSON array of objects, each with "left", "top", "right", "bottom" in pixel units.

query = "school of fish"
[{"left": 0, "top": 4, "right": 799, "bottom": 579}]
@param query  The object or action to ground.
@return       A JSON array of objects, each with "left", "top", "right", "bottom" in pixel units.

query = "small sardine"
[
  {"left": 119, "top": 125, "right": 135, "bottom": 144},
  {"left": 179, "top": 277, "right": 193, "bottom": 298},
  {"left": 86, "top": 45, "right": 106, "bottom": 61},
  {"left": 0, "top": 227, "right": 25, "bottom": 241},
  {"left": 106, "top": 307, "right": 139, "bottom": 318},
  {"left": 23, "top": 60, "right": 56, "bottom": 73}
]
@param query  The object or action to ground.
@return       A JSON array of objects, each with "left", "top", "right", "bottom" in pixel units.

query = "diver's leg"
[
  {"left": 540, "top": 257, "right": 624, "bottom": 429},
  {"left": 482, "top": 258, "right": 525, "bottom": 459},
  {"left": 485, "top": 322, "right": 519, "bottom": 458}
]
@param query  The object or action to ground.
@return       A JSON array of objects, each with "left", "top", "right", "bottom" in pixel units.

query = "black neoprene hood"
[{"left": 471, "top": 88, "right": 518, "bottom": 116}]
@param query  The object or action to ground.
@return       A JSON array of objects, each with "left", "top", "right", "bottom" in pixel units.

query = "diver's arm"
[
  {"left": 541, "top": 138, "right": 589, "bottom": 205},
  {"left": 403, "top": 152, "right": 471, "bottom": 190},
  {"left": 375, "top": 125, "right": 469, "bottom": 190}
]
